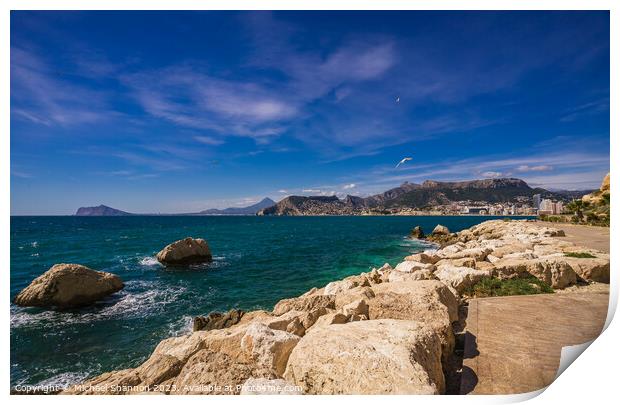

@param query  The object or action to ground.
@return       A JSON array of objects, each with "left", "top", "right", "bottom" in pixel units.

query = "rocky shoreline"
[{"left": 61, "top": 219, "right": 609, "bottom": 395}]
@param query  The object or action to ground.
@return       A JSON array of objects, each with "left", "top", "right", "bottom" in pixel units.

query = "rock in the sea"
[
  {"left": 410, "top": 226, "right": 425, "bottom": 239},
  {"left": 14, "top": 263, "right": 124, "bottom": 309},
  {"left": 193, "top": 309, "right": 245, "bottom": 331},
  {"left": 156, "top": 237, "right": 212, "bottom": 266},
  {"left": 432, "top": 224, "right": 450, "bottom": 236},
  {"left": 283, "top": 319, "right": 445, "bottom": 394}
]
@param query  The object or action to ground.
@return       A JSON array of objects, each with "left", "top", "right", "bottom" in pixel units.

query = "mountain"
[
  {"left": 199, "top": 198, "right": 276, "bottom": 215},
  {"left": 258, "top": 196, "right": 354, "bottom": 216},
  {"left": 75, "top": 205, "right": 133, "bottom": 216},
  {"left": 257, "top": 178, "right": 585, "bottom": 216}
]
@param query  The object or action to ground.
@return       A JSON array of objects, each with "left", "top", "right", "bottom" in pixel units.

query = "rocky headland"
[{"left": 62, "top": 219, "right": 610, "bottom": 395}]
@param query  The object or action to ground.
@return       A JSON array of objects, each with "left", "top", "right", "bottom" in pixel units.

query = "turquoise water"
[{"left": 10, "top": 215, "right": 526, "bottom": 388}]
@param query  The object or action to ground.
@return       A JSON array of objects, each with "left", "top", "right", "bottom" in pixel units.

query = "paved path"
[
  {"left": 532, "top": 221, "right": 610, "bottom": 253},
  {"left": 461, "top": 292, "right": 609, "bottom": 395}
]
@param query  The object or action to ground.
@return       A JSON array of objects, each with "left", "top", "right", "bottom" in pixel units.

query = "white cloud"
[
  {"left": 194, "top": 135, "right": 224, "bottom": 145},
  {"left": 516, "top": 164, "right": 553, "bottom": 172},
  {"left": 481, "top": 171, "right": 503, "bottom": 178},
  {"left": 343, "top": 183, "right": 356, "bottom": 189}
]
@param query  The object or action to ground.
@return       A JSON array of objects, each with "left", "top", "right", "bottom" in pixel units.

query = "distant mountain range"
[
  {"left": 76, "top": 178, "right": 592, "bottom": 216},
  {"left": 258, "top": 178, "right": 591, "bottom": 216},
  {"left": 198, "top": 198, "right": 276, "bottom": 215},
  {"left": 75, "top": 198, "right": 276, "bottom": 216}
]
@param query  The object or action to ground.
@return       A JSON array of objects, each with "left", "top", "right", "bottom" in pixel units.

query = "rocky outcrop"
[
  {"left": 193, "top": 309, "right": 245, "bottom": 331},
  {"left": 283, "top": 319, "right": 445, "bottom": 394},
  {"left": 272, "top": 294, "right": 335, "bottom": 316},
  {"left": 432, "top": 224, "right": 450, "bottom": 236},
  {"left": 14, "top": 263, "right": 124, "bottom": 309},
  {"left": 364, "top": 280, "right": 458, "bottom": 359},
  {"left": 62, "top": 219, "right": 609, "bottom": 395},
  {"left": 156, "top": 238, "right": 212, "bottom": 266},
  {"left": 434, "top": 265, "right": 493, "bottom": 294},
  {"left": 410, "top": 226, "right": 425, "bottom": 239}
]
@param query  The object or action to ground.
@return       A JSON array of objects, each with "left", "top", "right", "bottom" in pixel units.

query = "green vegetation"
[
  {"left": 464, "top": 276, "right": 554, "bottom": 298},
  {"left": 565, "top": 252, "right": 596, "bottom": 258}
]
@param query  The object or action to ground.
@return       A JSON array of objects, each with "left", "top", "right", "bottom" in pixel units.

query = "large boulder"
[
  {"left": 493, "top": 257, "right": 577, "bottom": 289},
  {"left": 432, "top": 224, "right": 450, "bottom": 236},
  {"left": 14, "top": 263, "right": 124, "bottom": 309},
  {"left": 240, "top": 323, "right": 301, "bottom": 376},
  {"left": 434, "top": 265, "right": 493, "bottom": 294},
  {"left": 410, "top": 226, "right": 425, "bottom": 239},
  {"left": 272, "top": 294, "right": 335, "bottom": 316},
  {"left": 394, "top": 261, "right": 435, "bottom": 273},
  {"left": 283, "top": 319, "right": 445, "bottom": 394},
  {"left": 193, "top": 309, "right": 245, "bottom": 331},
  {"left": 365, "top": 280, "right": 458, "bottom": 359},
  {"left": 563, "top": 256, "right": 610, "bottom": 283},
  {"left": 156, "top": 237, "right": 212, "bottom": 266}
]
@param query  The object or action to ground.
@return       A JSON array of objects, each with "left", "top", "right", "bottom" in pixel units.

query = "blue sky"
[{"left": 11, "top": 11, "right": 610, "bottom": 215}]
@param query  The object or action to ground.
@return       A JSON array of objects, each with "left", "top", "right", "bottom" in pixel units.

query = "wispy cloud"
[{"left": 11, "top": 47, "right": 117, "bottom": 126}]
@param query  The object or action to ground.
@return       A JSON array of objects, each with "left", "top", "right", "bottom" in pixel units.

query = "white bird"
[
  {"left": 395, "top": 157, "right": 412, "bottom": 168},
  {"left": 396, "top": 96, "right": 400, "bottom": 103}
]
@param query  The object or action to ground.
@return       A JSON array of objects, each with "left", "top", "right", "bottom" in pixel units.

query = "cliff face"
[{"left": 258, "top": 196, "right": 353, "bottom": 216}]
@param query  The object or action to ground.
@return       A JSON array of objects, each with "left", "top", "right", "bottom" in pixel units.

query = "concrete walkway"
[
  {"left": 532, "top": 221, "right": 610, "bottom": 253},
  {"left": 461, "top": 292, "right": 609, "bottom": 395}
]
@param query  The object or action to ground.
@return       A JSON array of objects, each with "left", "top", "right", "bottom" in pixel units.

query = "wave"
[
  {"left": 139, "top": 256, "right": 161, "bottom": 267},
  {"left": 10, "top": 280, "right": 188, "bottom": 328}
]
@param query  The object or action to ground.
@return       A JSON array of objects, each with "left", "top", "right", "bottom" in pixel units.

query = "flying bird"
[
  {"left": 396, "top": 96, "right": 400, "bottom": 103},
  {"left": 395, "top": 157, "right": 413, "bottom": 168}
]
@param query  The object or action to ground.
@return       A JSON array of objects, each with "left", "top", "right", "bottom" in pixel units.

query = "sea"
[{"left": 9, "top": 215, "right": 530, "bottom": 388}]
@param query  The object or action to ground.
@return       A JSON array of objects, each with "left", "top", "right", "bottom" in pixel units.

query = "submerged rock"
[
  {"left": 14, "top": 263, "right": 124, "bottom": 309},
  {"left": 156, "top": 237, "right": 212, "bottom": 266}
]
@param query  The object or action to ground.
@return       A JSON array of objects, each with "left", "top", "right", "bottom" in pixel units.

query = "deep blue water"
[{"left": 10, "top": 215, "right": 528, "bottom": 388}]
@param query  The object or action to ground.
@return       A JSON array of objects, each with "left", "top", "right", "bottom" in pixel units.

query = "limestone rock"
[
  {"left": 564, "top": 256, "right": 610, "bottom": 283},
  {"left": 434, "top": 265, "right": 493, "bottom": 294},
  {"left": 240, "top": 323, "right": 301, "bottom": 376},
  {"left": 388, "top": 269, "right": 435, "bottom": 282},
  {"left": 394, "top": 260, "right": 435, "bottom": 273},
  {"left": 283, "top": 319, "right": 445, "bottom": 394},
  {"left": 340, "top": 299, "right": 369, "bottom": 320},
  {"left": 156, "top": 237, "right": 212, "bottom": 266},
  {"left": 14, "top": 263, "right": 124, "bottom": 309},
  {"left": 432, "top": 224, "right": 450, "bottom": 235},
  {"left": 366, "top": 280, "right": 458, "bottom": 359},
  {"left": 493, "top": 257, "right": 577, "bottom": 289},
  {"left": 410, "top": 226, "right": 425, "bottom": 239},
  {"left": 172, "top": 350, "right": 258, "bottom": 395},
  {"left": 193, "top": 309, "right": 244, "bottom": 331},
  {"left": 272, "top": 294, "right": 335, "bottom": 316}
]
